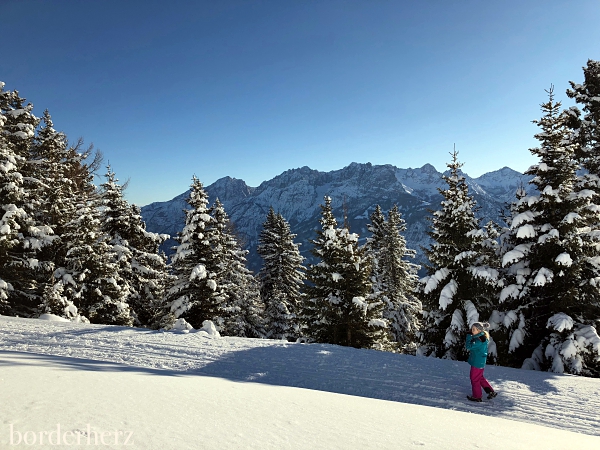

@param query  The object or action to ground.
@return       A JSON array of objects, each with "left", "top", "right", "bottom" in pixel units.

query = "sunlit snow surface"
[{"left": 1, "top": 315, "right": 599, "bottom": 449}]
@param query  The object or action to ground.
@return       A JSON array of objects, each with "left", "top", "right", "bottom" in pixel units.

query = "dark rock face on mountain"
[{"left": 140, "top": 163, "right": 533, "bottom": 273}]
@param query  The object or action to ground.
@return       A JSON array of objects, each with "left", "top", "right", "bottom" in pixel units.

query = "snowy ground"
[{"left": 1, "top": 315, "right": 599, "bottom": 449}]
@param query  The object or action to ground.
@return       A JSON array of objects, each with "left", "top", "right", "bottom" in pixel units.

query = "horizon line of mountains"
[{"left": 140, "top": 162, "right": 534, "bottom": 273}]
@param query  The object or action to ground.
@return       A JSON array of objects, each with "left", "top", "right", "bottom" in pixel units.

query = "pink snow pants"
[{"left": 470, "top": 366, "right": 492, "bottom": 399}]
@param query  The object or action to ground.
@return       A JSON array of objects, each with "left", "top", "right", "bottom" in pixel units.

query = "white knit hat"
[{"left": 472, "top": 322, "right": 489, "bottom": 332}]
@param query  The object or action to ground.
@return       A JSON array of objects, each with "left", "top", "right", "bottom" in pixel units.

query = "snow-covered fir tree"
[
  {"left": 99, "top": 166, "right": 169, "bottom": 327},
  {"left": 419, "top": 151, "right": 500, "bottom": 360},
  {"left": 210, "top": 198, "right": 264, "bottom": 338},
  {"left": 126, "top": 203, "right": 171, "bottom": 327},
  {"left": 257, "top": 207, "right": 305, "bottom": 340},
  {"left": 98, "top": 165, "right": 133, "bottom": 301},
  {"left": 499, "top": 86, "right": 600, "bottom": 376},
  {"left": 0, "top": 83, "right": 55, "bottom": 315},
  {"left": 163, "top": 177, "right": 224, "bottom": 330},
  {"left": 0, "top": 87, "right": 26, "bottom": 314},
  {"left": 32, "top": 112, "right": 84, "bottom": 320},
  {"left": 38, "top": 141, "right": 108, "bottom": 322},
  {"left": 304, "top": 196, "right": 389, "bottom": 349},
  {"left": 58, "top": 192, "right": 134, "bottom": 325},
  {"left": 366, "top": 205, "right": 421, "bottom": 353}
]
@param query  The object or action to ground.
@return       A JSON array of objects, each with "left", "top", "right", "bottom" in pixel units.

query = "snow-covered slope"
[
  {"left": 1, "top": 315, "right": 599, "bottom": 450},
  {"left": 140, "top": 163, "right": 533, "bottom": 271}
]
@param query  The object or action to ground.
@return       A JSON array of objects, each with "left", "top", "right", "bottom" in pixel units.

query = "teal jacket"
[{"left": 465, "top": 332, "right": 488, "bottom": 368}]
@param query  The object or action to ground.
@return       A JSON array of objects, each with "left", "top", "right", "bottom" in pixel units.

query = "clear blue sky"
[{"left": 2, "top": 0, "right": 600, "bottom": 206}]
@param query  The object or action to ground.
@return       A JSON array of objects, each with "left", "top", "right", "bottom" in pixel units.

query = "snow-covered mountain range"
[{"left": 140, "top": 163, "right": 533, "bottom": 272}]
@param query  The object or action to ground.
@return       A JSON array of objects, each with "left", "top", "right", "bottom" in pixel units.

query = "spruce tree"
[
  {"left": 0, "top": 83, "right": 54, "bottom": 315},
  {"left": 419, "top": 151, "right": 499, "bottom": 360},
  {"left": 99, "top": 166, "right": 135, "bottom": 280},
  {"left": 31, "top": 111, "right": 76, "bottom": 304},
  {"left": 367, "top": 205, "right": 421, "bottom": 353},
  {"left": 127, "top": 203, "right": 171, "bottom": 327},
  {"left": 210, "top": 198, "right": 264, "bottom": 337},
  {"left": 58, "top": 198, "right": 133, "bottom": 325},
  {"left": 385, "top": 206, "right": 422, "bottom": 350},
  {"left": 99, "top": 166, "right": 169, "bottom": 327},
  {"left": 304, "top": 196, "right": 389, "bottom": 349},
  {"left": 56, "top": 169, "right": 134, "bottom": 326},
  {"left": 39, "top": 138, "right": 104, "bottom": 321},
  {"left": 0, "top": 89, "right": 27, "bottom": 314},
  {"left": 163, "top": 177, "right": 223, "bottom": 329},
  {"left": 499, "top": 87, "right": 600, "bottom": 375},
  {"left": 257, "top": 207, "right": 305, "bottom": 340}
]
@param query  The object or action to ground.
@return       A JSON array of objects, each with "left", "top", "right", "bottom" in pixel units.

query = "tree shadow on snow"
[
  {"left": 0, "top": 350, "right": 184, "bottom": 377},
  {"left": 2, "top": 345, "right": 592, "bottom": 436},
  {"left": 2, "top": 343, "right": 565, "bottom": 421}
]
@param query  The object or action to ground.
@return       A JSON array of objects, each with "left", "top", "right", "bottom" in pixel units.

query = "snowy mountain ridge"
[{"left": 140, "top": 163, "right": 533, "bottom": 271}]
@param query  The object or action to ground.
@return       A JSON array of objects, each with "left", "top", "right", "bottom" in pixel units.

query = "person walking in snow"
[{"left": 465, "top": 322, "right": 497, "bottom": 402}]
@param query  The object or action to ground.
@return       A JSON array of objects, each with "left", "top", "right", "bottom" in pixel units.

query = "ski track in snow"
[{"left": 1, "top": 316, "right": 600, "bottom": 437}]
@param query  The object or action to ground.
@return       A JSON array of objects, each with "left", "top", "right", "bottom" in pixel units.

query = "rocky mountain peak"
[{"left": 141, "top": 162, "right": 532, "bottom": 273}]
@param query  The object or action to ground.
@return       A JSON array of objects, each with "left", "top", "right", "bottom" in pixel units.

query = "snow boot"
[
  {"left": 466, "top": 395, "right": 482, "bottom": 402},
  {"left": 484, "top": 387, "right": 497, "bottom": 399}
]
